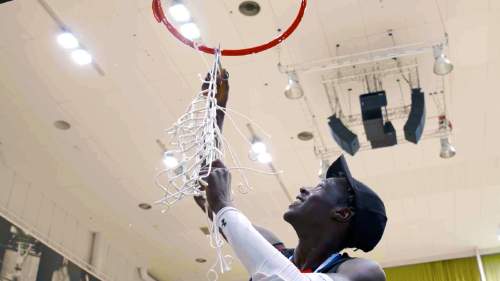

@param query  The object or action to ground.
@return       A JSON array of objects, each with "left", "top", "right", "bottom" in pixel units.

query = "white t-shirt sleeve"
[{"left": 216, "top": 207, "right": 334, "bottom": 281}]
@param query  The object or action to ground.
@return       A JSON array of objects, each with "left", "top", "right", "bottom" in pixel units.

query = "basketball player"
[{"left": 196, "top": 70, "right": 388, "bottom": 281}]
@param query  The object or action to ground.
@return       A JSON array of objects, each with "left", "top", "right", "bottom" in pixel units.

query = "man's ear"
[{"left": 330, "top": 207, "right": 354, "bottom": 223}]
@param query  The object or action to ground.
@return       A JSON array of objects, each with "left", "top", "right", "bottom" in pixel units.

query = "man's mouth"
[{"left": 290, "top": 196, "right": 305, "bottom": 206}]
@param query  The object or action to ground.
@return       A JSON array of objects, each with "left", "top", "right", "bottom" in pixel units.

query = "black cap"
[{"left": 326, "top": 155, "right": 387, "bottom": 252}]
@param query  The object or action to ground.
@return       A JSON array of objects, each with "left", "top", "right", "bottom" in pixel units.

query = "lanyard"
[{"left": 289, "top": 252, "right": 342, "bottom": 273}]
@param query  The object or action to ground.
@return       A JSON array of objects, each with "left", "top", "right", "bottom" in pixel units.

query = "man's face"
[{"left": 283, "top": 178, "right": 350, "bottom": 226}]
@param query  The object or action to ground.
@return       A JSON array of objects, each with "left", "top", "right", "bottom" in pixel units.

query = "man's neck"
[{"left": 293, "top": 229, "right": 343, "bottom": 272}]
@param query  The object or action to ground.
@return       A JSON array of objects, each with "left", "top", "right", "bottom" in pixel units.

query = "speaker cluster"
[{"left": 328, "top": 89, "right": 426, "bottom": 156}]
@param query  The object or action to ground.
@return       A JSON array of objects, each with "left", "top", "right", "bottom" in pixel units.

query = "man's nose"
[{"left": 299, "top": 187, "right": 310, "bottom": 195}]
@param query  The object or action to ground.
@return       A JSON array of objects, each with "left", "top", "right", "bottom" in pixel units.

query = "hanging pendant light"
[
  {"left": 438, "top": 116, "right": 456, "bottom": 159},
  {"left": 433, "top": 44, "right": 454, "bottom": 76},
  {"left": 318, "top": 159, "right": 331, "bottom": 179},
  {"left": 284, "top": 71, "right": 304, "bottom": 99},
  {"left": 439, "top": 137, "right": 456, "bottom": 159}
]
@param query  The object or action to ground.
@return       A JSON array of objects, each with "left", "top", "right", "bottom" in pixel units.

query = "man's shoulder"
[{"left": 336, "top": 257, "right": 386, "bottom": 281}]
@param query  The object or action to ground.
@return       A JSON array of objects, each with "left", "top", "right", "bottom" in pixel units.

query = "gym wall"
[
  {"left": 385, "top": 254, "right": 500, "bottom": 281},
  {"left": 0, "top": 162, "right": 144, "bottom": 281}
]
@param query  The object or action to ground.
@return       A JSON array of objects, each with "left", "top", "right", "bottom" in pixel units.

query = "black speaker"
[
  {"left": 360, "top": 92, "right": 387, "bottom": 142},
  {"left": 360, "top": 91, "right": 388, "bottom": 111},
  {"left": 360, "top": 91, "right": 398, "bottom": 149},
  {"left": 0, "top": 0, "right": 14, "bottom": 4},
  {"left": 363, "top": 118, "right": 385, "bottom": 141},
  {"left": 328, "top": 115, "right": 360, "bottom": 156},
  {"left": 371, "top": 121, "right": 397, "bottom": 149},
  {"left": 404, "top": 88, "right": 426, "bottom": 144}
]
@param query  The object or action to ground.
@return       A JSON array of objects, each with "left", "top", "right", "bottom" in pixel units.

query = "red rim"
[{"left": 152, "top": 0, "right": 307, "bottom": 56}]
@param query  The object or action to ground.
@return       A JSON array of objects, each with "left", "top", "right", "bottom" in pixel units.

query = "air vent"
[
  {"left": 297, "top": 131, "right": 314, "bottom": 141},
  {"left": 239, "top": 1, "right": 261, "bottom": 16},
  {"left": 199, "top": 226, "right": 210, "bottom": 235}
]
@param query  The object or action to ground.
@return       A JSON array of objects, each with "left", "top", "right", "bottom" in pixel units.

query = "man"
[{"left": 197, "top": 70, "right": 387, "bottom": 281}]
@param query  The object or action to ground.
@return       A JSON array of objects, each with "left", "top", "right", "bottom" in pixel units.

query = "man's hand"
[
  {"left": 203, "top": 160, "right": 233, "bottom": 214},
  {"left": 201, "top": 68, "right": 229, "bottom": 132},
  {"left": 193, "top": 195, "right": 215, "bottom": 221},
  {"left": 201, "top": 68, "right": 229, "bottom": 108}
]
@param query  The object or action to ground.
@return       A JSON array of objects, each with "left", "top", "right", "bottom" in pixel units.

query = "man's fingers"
[
  {"left": 199, "top": 179, "right": 208, "bottom": 188},
  {"left": 193, "top": 195, "right": 207, "bottom": 210},
  {"left": 194, "top": 195, "right": 206, "bottom": 204},
  {"left": 211, "top": 159, "right": 226, "bottom": 169}
]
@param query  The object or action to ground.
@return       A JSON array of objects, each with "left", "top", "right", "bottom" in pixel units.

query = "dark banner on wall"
[{"left": 0, "top": 215, "right": 101, "bottom": 281}]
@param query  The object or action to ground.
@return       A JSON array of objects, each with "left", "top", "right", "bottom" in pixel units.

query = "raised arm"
[
  {"left": 194, "top": 195, "right": 286, "bottom": 248},
  {"left": 201, "top": 68, "right": 229, "bottom": 131},
  {"left": 204, "top": 160, "right": 385, "bottom": 281}
]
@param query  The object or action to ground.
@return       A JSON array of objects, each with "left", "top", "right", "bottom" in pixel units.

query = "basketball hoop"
[{"left": 152, "top": 0, "right": 307, "bottom": 56}]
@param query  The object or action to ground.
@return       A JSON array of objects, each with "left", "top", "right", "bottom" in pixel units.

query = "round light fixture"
[
  {"left": 251, "top": 141, "right": 267, "bottom": 154},
  {"left": 71, "top": 49, "right": 93, "bottom": 65},
  {"left": 179, "top": 22, "right": 201, "bottom": 40},
  {"left": 257, "top": 152, "right": 272, "bottom": 164},
  {"left": 163, "top": 151, "right": 179, "bottom": 169},
  {"left": 168, "top": 3, "right": 191, "bottom": 22},
  {"left": 239, "top": 1, "right": 261, "bottom": 16},
  {"left": 54, "top": 120, "right": 71, "bottom": 130},
  {"left": 57, "top": 32, "right": 79, "bottom": 49},
  {"left": 297, "top": 131, "right": 314, "bottom": 141},
  {"left": 138, "top": 203, "right": 152, "bottom": 210}
]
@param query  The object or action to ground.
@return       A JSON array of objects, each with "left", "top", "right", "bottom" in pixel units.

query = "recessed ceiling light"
[
  {"left": 179, "top": 23, "right": 200, "bottom": 40},
  {"left": 169, "top": 3, "right": 191, "bottom": 22},
  {"left": 54, "top": 120, "right": 71, "bottom": 130},
  {"left": 57, "top": 32, "right": 79, "bottom": 49},
  {"left": 138, "top": 203, "right": 152, "bottom": 210},
  {"left": 297, "top": 131, "right": 314, "bottom": 141},
  {"left": 251, "top": 141, "right": 267, "bottom": 154},
  {"left": 163, "top": 151, "right": 179, "bottom": 169},
  {"left": 195, "top": 258, "right": 207, "bottom": 263},
  {"left": 239, "top": 1, "right": 261, "bottom": 16},
  {"left": 257, "top": 152, "right": 272, "bottom": 164},
  {"left": 71, "top": 49, "right": 93, "bottom": 65}
]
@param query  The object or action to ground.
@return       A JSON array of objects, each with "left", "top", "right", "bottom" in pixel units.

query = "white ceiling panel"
[{"left": 2, "top": 0, "right": 500, "bottom": 280}]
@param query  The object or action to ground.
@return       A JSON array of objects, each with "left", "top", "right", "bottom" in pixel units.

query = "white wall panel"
[
  {"left": 6, "top": 174, "right": 29, "bottom": 215},
  {"left": 0, "top": 165, "right": 144, "bottom": 281},
  {"left": 23, "top": 188, "right": 43, "bottom": 226},
  {"left": 48, "top": 205, "right": 66, "bottom": 246},
  {"left": 62, "top": 211, "right": 79, "bottom": 253},
  {"left": 35, "top": 197, "right": 54, "bottom": 237},
  {"left": 0, "top": 166, "right": 14, "bottom": 207}
]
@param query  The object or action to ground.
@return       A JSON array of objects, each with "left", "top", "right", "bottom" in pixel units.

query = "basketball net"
[
  {"left": 153, "top": 51, "right": 242, "bottom": 280},
  {"left": 155, "top": 50, "right": 225, "bottom": 206}
]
